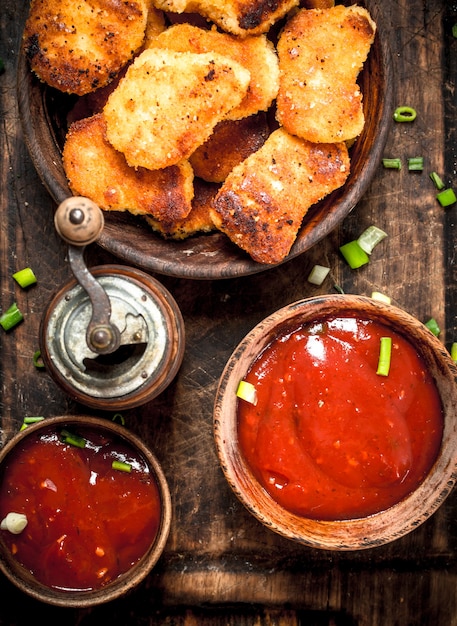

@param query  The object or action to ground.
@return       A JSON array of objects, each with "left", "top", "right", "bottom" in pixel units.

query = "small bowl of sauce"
[
  {"left": 214, "top": 294, "right": 457, "bottom": 549},
  {"left": 0, "top": 415, "right": 171, "bottom": 606}
]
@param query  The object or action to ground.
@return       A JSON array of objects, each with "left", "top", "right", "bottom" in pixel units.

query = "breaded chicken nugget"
[
  {"left": 63, "top": 113, "right": 194, "bottom": 222},
  {"left": 211, "top": 128, "right": 350, "bottom": 264},
  {"left": 23, "top": 0, "right": 150, "bottom": 95},
  {"left": 276, "top": 5, "right": 376, "bottom": 143},
  {"left": 146, "top": 24, "right": 279, "bottom": 121},
  {"left": 103, "top": 48, "right": 251, "bottom": 170},
  {"left": 145, "top": 179, "right": 218, "bottom": 239},
  {"left": 151, "top": 0, "right": 299, "bottom": 36},
  {"left": 189, "top": 113, "right": 270, "bottom": 183}
]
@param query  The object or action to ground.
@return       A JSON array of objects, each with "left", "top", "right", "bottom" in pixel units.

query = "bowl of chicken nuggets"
[{"left": 18, "top": 0, "right": 392, "bottom": 279}]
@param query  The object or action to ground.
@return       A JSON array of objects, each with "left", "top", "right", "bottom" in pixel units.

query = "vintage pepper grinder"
[{"left": 39, "top": 196, "right": 185, "bottom": 410}]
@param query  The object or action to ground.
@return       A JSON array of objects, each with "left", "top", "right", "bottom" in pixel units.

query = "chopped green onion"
[
  {"left": 0, "top": 302, "right": 23, "bottom": 331},
  {"left": 376, "top": 337, "right": 392, "bottom": 376},
  {"left": 436, "top": 188, "right": 457, "bottom": 207},
  {"left": 112, "top": 460, "right": 132, "bottom": 473},
  {"left": 408, "top": 157, "right": 424, "bottom": 171},
  {"left": 333, "top": 284, "right": 345, "bottom": 294},
  {"left": 12, "top": 267, "right": 37, "bottom": 289},
  {"left": 1, "top": 513, "right": 28, "bottom": 535},
  {"left": 112, "top": 413, "right": 125, "bottom": 426},
  {"left": 307, "top": 264, "right": 330, "bottom": 286},
  {"left": 393, "top": 106, "right": 417, "bottom": 122},
  {"left": 61, "top": 429, "right": 86, "bottom": 448},
  {"left": 33, "top": 350, "right": 45, "bottom": 369},
  {"left": 371, "top": 291, "right": 391, "bottom": 305},
  {"left": 425, "top": 318, "right": 440, "bottom": 337},
  {"left": 339, "top": 240, "right": 369, "bottom": 269},
  {"left": 382, "top": 158, "right": 402, "bottom": 170},
  {"left": 357, "top": 225, "right": 388, "bottom": 255},
  {"left": 429, "top": 171, "right": 445, "bottom": 190},
  {"left": 453, "top": 23, "right": 457, "bottom": 38},
  {"left": 20, "top": 416, "right": 45, "bottom": 431},
  {"left": 451, "top": 342, "right": 457, "bottom": 362},
  {"left": 236, "top": 380, "right": 258, "bottom": 405}
]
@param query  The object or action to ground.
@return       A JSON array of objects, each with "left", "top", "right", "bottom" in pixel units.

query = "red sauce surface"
[
  {"left": 238, "top": 315, "right": 444, "bottom": 520},
  {"left": 0, "top": 427, "right": 162, "bottom": 591}
]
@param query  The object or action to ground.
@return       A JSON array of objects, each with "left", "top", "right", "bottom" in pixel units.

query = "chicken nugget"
[
  {"left": 23, "top": 0, "right": 149, "bottom": 95},
  {"left": 211, "top": 128, "right": 350, "bottom": 264},
  {"left": 276, "top": 5, "right": 376, "bottom": 143},
  {"left": 63, "top": 113, "right": 194, "bottom": 222}
]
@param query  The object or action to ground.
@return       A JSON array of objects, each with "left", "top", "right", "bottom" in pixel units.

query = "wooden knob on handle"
[{"left": 54, "top": 196, "right": 104, "bottom": 246}]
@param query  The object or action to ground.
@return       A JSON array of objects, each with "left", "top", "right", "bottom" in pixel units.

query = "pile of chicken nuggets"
[{"left": 24, "top": 0, "right": 376, "bottom": 264}]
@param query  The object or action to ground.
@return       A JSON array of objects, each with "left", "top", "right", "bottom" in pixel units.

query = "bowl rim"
[
  {"left": 16, "top": 0, "right": 393, "bottom": 280},
  {"left": 213, "top": 294, "right": 457, "bottom": 550},
  {"left": 0, "top": 415, "right": 172, "bottom": 607}
]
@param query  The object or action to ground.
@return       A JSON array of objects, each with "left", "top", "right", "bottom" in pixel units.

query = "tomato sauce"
[
  {"left": 238, "top": 315, "right": 444, "bottom": 520},
  {"left": 0, "top": 427, "right": 162, "bottom": 591}
]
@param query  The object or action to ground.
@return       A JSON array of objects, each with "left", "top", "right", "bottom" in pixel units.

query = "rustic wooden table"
[{"left": 1, "top": 1, "right": 457, "bottom": 624}]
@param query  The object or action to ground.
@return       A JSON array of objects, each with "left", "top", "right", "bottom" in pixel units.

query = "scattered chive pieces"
[
  {"left": 382, "top": 158, "right": 402, "bottom": 170},
  {"left": 112, "top": 460, "right": 132, "bottom": 473},
  {"left": 451, "top": 342, "right": 457, "bottom": 362},
  {"left": 339, "top": 240, "right": 370, "bottom": 269},
  {"left": 20, "top": 416, "right": 45, "bottom": 431},
  {"left": 376, "top": 337, "right": 392, "bottom": 376},
  {"left": 61, "top": 429, "right": 86, "bottom": 448},
  {"left": 0, "top": 302, "right": 24, "bottom": 331},
  {"left": 12, "top": 267, "right": 37, "bottom": 289},
  {"left": 333, "top": 284, "right": 345, "bottom": 294},
  {"left": 436, "top": 188, "right": 457, "bottom": 207},
  {"left": 425, "top": 318, "right": 440, "bottom": 337},
  {"left": 429, "top": 171, "right": 445, "bottom": 190},
  {"left": 371, "top": 291, "right": 391, "bottom": 305},
  {"left": 112, "top": 413, "right": 125, "bottom": 426},
  {"left": 307, "top": 264, "right": 330, "bottom": 286},
  {"left": 408, "top": 157, "right": 424, "bottom": 171},
  {"left": 236, "top": 380, "right": 258, "bottom": 405},
  {"left": 357, "top": 225, "right": 388, "bottom": 255},
  {"left": 33, "top": 350, "right": 45, "bottom": 369},
  {"left": 393, "top": 106, "right": 417, "bottom": 122}
]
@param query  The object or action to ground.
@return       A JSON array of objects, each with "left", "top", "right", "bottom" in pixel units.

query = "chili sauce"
[
  {"left": 238, "top": 315, "right": 443, "bottom": 520},
  {"left": 0, "top": 427, "right": 162, "bottom": 591}
]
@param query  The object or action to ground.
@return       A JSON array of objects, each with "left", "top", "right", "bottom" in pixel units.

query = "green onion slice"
[
  {"left": 408, "top": 157, "right": 424, "bottom": 171},
  {"left": 382, "top": 158, "right": 402, "bottom": 170},
  {"left": 112, "top": 460, "right": 132, "bottom": 473},
  {"left": 376, "top": 337, "right": 392, "bottom": 376},
  {"left": 357, "top": 225, "right": 388, "bottom": 255},
  {"left": 61, "top": 429, "right": 86, "bottom": 448},
  {"left": 451, "top": 342, "right": 457, "bottom": 362},
  {"left": 436, "top": 188, "right": 457, "bottom": 207},
  {"left": 112, "top": 413, "right": 125, "bottom": 426},
  {"left": 339, "top": 240, "right": 370, "bottom": 269},
  {"left": 452, "top": 23, "right": 457, "bottom": 38},
  {"left": 371, "top": 291, "right": 391, "bottom": 305},
  {"left": 307, "top": 264, "right": 330, "bottom": 286},
  {"left": 425, "top": 318, "right": 440, "bottom": 337},
  {"left": 12, "top": 267, "right": 37, "bottom": 289},
  {"left": 33, "top": 350, "right": 45, "bottom": 369},
  {"left": 20, "top": 416, "right": 45, "bottom": 431},
  {"left": 0, "top": 303, "right": 23, "bottom": 331},
  {"left": 236, "top": 380, "right": 258, "bottom": 405},
  {"left": 393, "top": 106, "right": 417, "bottom": 122},
  {"left": 429, "top": 172, "right": 445, "bottom": 190}
]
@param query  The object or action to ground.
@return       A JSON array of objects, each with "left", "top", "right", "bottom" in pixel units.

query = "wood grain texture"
[{"left": 1, "top": 1, "right": 456, "bottom": 624}]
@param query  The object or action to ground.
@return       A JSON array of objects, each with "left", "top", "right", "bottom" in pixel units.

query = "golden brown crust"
[
  {"left": 210, "top": 128, "right": 350, "bottom": 264},
  {"left": 145, "top": 179, "right": 218, "bottom": 239},
  {"left": 23, "top": 0, "right": 149, "bottom": 95},
  {"left": 103, "top": 48, "right": 251, "bottom": 170},
  {"left": 276, "top": 5, "right": 376, "bottom": 143},
  {"left": 62, "top": 113, "right": 194, "bottom": 221},
  {"left": 189, "top": 113, "right": 270, "bottom": 183},
  {"left": 146, "top": 23, "right": 279, "bottom": 121}
]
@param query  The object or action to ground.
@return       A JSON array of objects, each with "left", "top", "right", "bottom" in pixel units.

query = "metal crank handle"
[{"left": 54, "top": 196, "right": 120, "bottom": 355}]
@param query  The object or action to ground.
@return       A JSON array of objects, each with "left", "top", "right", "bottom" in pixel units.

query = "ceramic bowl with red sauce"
[
  {"left": 214, "top": 294, "right": 457, "bottom": 550},
  {"left": 0, "top": 415, "right": 171, "bottom": 606}
]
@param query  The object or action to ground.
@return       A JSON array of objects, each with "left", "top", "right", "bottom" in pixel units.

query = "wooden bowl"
[
  {"left": 0, "top": 416, "right": 171, "bottom": 606},
  {"left": 16, "top": 0, "right": 392, "bottom": 279},
  {"left": 214, "top": 295, "right": 457, "bottom": 550}
]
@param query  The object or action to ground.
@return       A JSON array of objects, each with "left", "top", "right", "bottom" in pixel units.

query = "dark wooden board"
[{"left": 1, "top": 1, "right": 457, "bottom": 624}]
